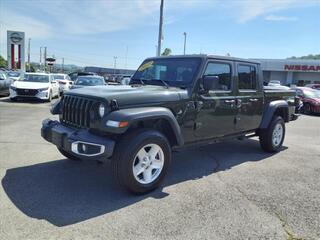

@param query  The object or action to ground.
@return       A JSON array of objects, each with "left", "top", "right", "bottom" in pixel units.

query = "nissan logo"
[{"left": 10, "top": 32, "right": 23, "bottom": 44}]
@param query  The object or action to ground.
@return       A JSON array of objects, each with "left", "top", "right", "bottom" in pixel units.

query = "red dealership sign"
[{"left": 284, "top": 65, "right": 320, "bottom": 71}]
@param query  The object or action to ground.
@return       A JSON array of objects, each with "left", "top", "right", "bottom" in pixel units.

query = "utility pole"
[
  {"left": 183, "top": 32, "right": 187, "bottom": 55},
  {"left": 62, "top": 58, "right": 64, "bottom": 73},
  {"left": 113, "top": 56, "right": 117, "bottom": 75},
  {"left": 44, "top": 47, "right": 47, "bottom": 72},
  {"left": 125, "top": 46, "right": 128, "bottom": 73},
  {"left": 27, "top": 38, "right": 31, "bottom": 71},
  {"left": 157, "top": 0, "right": 164, "bottom": 56},
  {"left": 39, "top": 47, "right": 42, "bottom": 71}
]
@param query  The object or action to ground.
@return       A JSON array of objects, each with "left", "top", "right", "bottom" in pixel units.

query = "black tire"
[
  {"left": 302, "top": 103, "right": 312, "bottom": 115},
  {"left": 259, "top": 116, "right": 285, "bottom": 153},
  {"left": 10, "top": 97, "right": 17, "bottom": 102},
  {"left": 57, "top": 147, "right": 81, "bottom": 161},
  {"left": 112, "top": 129, "right": 171, "bottom": 194}
]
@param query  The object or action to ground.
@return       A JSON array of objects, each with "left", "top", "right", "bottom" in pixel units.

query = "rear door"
[
  {"left": 193, "top": 60, "right": 237, "bottom": 139},
  {"left": 235, "top": 63, "right": 264, "bottom": 132},
  {"left": 50, "top": 75, "right": 59, "bottom": 96}
]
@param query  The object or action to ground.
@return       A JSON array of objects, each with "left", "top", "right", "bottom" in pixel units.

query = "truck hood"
[
  {"left": 67, "top": 85, "right": 187, "bottom": 106},
  {"left": 13, "top": 81, "right": 50, "bottom": 89}
]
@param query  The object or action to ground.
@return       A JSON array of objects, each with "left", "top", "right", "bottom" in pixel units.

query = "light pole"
[
  {"left": 44, "top": 47, "right": 47, "bottom": 72},
  {"left": 27, "top": 38, "right": 31, "bottom": 71},
  {"left": 157, "top": 0, "right": 164, "bottom": 56},
  {"left": 113, "top": 56, "right": 117, "bottom": 75},
  {"left": 183, "top": 32, "right": 187, "bottom": 55},
  {"left": 125, "top": 46, "right": 128, "bottom": 73},
  {"left": 40, "top": 47, "right": 43, "bottom": 70}
]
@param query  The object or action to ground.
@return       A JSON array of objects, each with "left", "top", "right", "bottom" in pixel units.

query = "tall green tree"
[
  {"left": 161, "top": 48, "right": 172, "bottom": 56},
  {"left": 0, "top": 55, "right": 7, "bottom": 68}
]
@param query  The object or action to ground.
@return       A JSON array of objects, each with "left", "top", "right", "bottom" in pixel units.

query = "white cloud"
[
  {"left": 0, "top": 9, "right": 51, "bottom": 38},
  {"left": 0, "top": 9, "right": 52, "bottom": 57},
  {"left": 231, "top": 0, "right": 320, "bottom": 23},
  {"left": 265, "top": 14, "right": 298, "bottom": 21}
]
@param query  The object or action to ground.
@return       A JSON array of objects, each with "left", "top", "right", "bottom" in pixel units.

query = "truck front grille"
[{"left": 61, "top": 95, "right": 97, "bottom": 128}]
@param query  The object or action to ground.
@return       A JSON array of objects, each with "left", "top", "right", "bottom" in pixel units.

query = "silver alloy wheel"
[
  {"left": 272, "top": 123, "right": 283, "bottom": 147},
  {"left": 132, "top": 143, "right": 164, "bottom": 184}
]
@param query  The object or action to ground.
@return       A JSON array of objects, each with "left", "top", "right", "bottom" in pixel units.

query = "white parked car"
[
  {"left": 268, "top": 80, "right": 282, "bottom": 86},
  {"left": 53, "top": 73, "right": 73, "bottom": 94},
  {"left": 121, "top": 75, "right": 132, "bottom": 85},
  {"left": 7, "top": 71, "right": 22, "bottom": 81},
  {"left": 9, "top": 73, "right": 60, "bottom": 102}
]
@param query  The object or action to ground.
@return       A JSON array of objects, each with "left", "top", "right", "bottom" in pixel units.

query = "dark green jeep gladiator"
[{"left": 42, "top": 55, "right": 298, "bottom": 193}]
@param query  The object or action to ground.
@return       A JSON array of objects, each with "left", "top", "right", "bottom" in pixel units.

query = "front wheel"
[
  {"left": 46, "top": 91, "right": 52, "bottom": 102},
  {"left": 112, "top": 129, "right": 171, "bottom": 194},
  {"left": 259, "top": 116, "right": 285, "bottom": 152}
]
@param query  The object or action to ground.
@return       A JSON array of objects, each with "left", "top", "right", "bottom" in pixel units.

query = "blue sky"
[{"left": 0, "top": 0, "right": 319, "bottom": 69}]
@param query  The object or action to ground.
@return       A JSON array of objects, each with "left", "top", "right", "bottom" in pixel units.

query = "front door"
[
  {"left": 193, "top": 60, "right": 237, "bottom": 140},
  {"left": 235, "top": 63, "right": 264, "bottom": 132}
]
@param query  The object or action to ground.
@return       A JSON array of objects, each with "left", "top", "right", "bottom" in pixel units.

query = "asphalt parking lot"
[{"left": 0, "top": 97, "right": 319, "bottom": 240}]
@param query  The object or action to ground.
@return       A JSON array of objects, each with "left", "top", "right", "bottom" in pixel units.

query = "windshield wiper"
[
  {"left": 131, "top": 78, "right": 145, "bottom": 85},
  {"left": 157, "top": 79, "right": 169, "bottom": 89},
  {"left": 131, "top": 78, "right": 169, "bottom": 89}
]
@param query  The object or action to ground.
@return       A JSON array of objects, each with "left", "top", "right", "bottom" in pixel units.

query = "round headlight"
[{"left": 98, "top": 103, "right": 105, "bottom": 117}]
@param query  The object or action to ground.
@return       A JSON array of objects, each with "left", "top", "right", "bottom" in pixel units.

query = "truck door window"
[
  {"left": 203, "top": 63, "right": 231, "bottom": 91},
  {"left": 238, "top": 65, "right": 257, "bottom": 90}
]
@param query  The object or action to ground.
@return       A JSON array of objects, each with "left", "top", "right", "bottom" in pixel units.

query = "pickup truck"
[{"left": 41, "top": 55, "right": 298, "bottom": 194}]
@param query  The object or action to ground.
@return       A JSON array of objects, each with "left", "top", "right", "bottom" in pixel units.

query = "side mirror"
[{"left": 202, "top": 75, "right": 219, "bottom": 91}]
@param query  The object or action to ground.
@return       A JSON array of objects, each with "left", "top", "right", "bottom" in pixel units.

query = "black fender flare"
[
  {"left": 50, "top": 99, "right": 62, "bottom": 115},
  {"left": 259, "top": 100, "right": 289, "bottom": 129},
  {"left": 103, "top": 107, "right": 184, "bottom": 146}
]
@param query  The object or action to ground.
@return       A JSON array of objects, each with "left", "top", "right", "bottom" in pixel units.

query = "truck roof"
[{"left": 145, "top": 54, "right": 261, "bottom": 65}]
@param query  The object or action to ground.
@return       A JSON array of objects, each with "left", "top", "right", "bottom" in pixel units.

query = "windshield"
[
  {"left": 131, "top": 58, "right": 201, "bottom": 87},
  {"left": 75, "top": 77, "right": 104, "bottom": 86},
  {"left": 8, "top": 72, "right": 20, "bottom": 77},
  {"left": 304, "top": 90, "right": 320, "bottom": 98},
  {"left": 22, "top": 74, "right": 49, "bottom": 83},
  {"left": 53, "top": 75, "right": 64, "bottom": 80}
]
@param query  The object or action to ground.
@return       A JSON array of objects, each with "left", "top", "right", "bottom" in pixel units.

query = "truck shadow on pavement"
[{"left": 2, "top": 139, "right": 287, "bottom": 227}]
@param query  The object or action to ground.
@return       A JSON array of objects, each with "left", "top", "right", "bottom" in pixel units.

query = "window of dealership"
[{"left": 255, "top": 59, "right": 320, "bottom": 86}]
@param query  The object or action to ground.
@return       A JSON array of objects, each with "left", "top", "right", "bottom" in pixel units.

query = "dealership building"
[{"left": 255, "top": 59, "right": 320, "bottom": 86}]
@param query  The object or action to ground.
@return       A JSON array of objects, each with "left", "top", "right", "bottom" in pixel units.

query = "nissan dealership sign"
[
  {"left": 7, "top": 30, "right": 25, "bottom": 71},
  {"left": 284, "top": 65, "right": 320, "bottom": 71}
]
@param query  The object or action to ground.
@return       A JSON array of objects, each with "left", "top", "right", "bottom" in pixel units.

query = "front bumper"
[
  {"left": 41, "top": 119, "right": 115, "bottom": 160},
  {"left": 10, "top": 89, "right": 50, "bottom": 100}
]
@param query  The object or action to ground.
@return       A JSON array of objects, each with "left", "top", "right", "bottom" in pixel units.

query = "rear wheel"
[
  {"left": 259, "top": 116, "right": 285, "bottom": 152},
  {"left": 57, "top": 147, "right": 81, "bottom": 161},
  {"left": 112, "top": 129, "right": 171, "bottom": 194}
]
